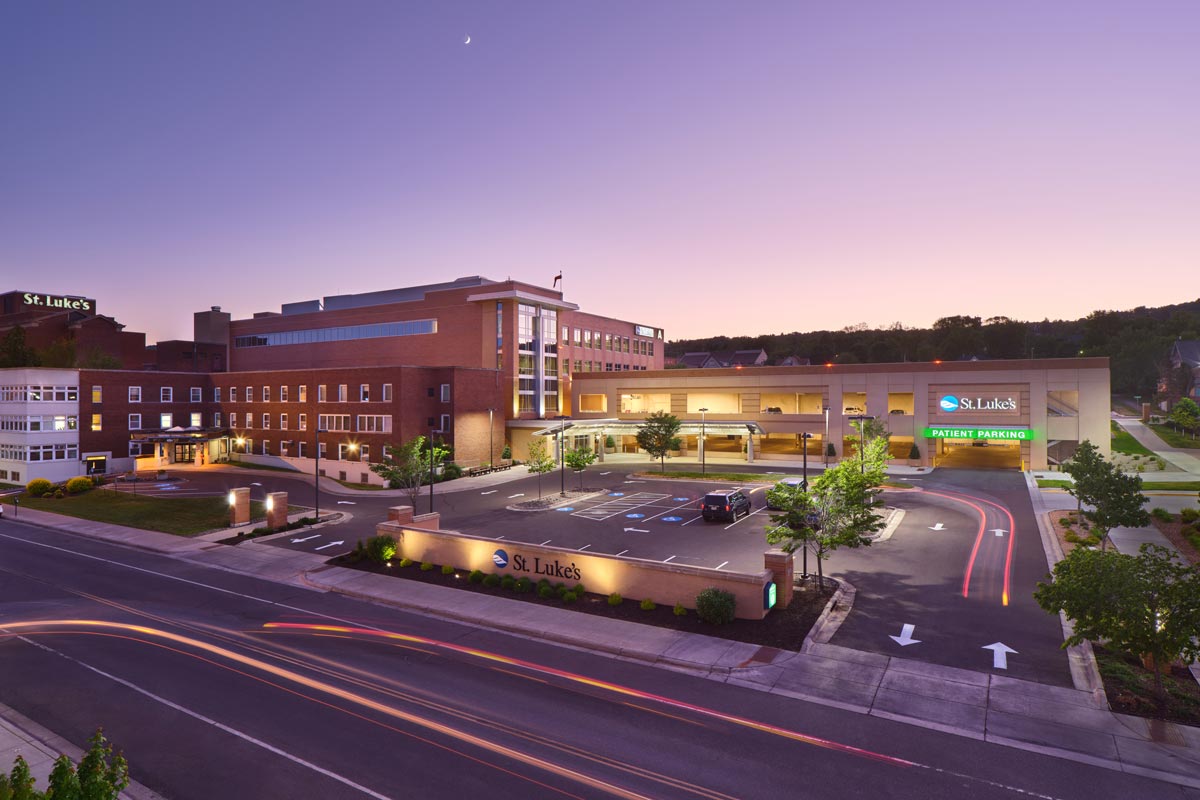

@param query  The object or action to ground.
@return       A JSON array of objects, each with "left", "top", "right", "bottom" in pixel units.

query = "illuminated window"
[
  {"left": 91, "top": 414, "right": 102, "bottom": 431},
  {"left": 190, "top": 413, "right": 202, "bottom": 427},
  {"left": 160, "top": 413, "right": 173, "bottom": 429},
  {"left": 298, "top": 385, "right": 307, "bottom": 402},
  {"left": 360, "top": 384, "right": 370, "bottom": 402},
  {"left": 92, "top": 386, "right": 102, "bottom": 403}
]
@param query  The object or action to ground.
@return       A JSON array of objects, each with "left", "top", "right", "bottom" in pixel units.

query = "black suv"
[{"left": 700, "top": 490, "right": 752, "bottom": 522}]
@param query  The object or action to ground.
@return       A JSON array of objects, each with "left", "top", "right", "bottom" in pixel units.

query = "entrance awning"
[
  {"left": 130, "top": 427, "right": 231, "bottom": 443},
  {"left": 531, "top": 419, "right": 764, "bottom": 437}
]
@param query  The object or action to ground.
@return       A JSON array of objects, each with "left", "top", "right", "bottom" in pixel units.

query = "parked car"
[
  {"left": 766, "top": 477, "right": 806, "bottom": 509},
  {"left": 971, "top": 440, "right": 989, "bottom": 447},
  {"left": 700, "top": 489, "right": 752, "bottom": 522}
]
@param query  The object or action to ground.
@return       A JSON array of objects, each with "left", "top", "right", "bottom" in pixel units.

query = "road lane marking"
[
  {"left": 715, "top": 561, "right": 728, "bottom": 570},
  {"left": 663, "top": 555, "right": 676, "bottom": 563},
  {"left": 615, "top": 550, "right": 628, "bottom": 556},
  {"left": 540, "top": 540, "right": 552, "bottom": 546}
]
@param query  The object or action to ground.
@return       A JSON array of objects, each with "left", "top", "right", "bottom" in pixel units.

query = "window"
[
  {"left": 319, "top": 442, "right": 327, "bottom": 459},
  {"left": 91, "top": 414, "right": 102, "bottom": 431},
  {"left": 438, "top": 414, "right": 451, "bottom": 432},
  {"left": 229, "top": 387, "right": 236, "bottom": 402},
  {"left": 360, "top": 384, "right": 370, "bottom": 402},
  {"left": 281, "top": 413, "right": 288, "bottom": 430},
  {"left": 440, "top": 384, "right": 450, "bottom": 403},
  {"left": 214, "top": 387, "right": 221, "bottom": 402},
  {"left": 129, "top": 413, "right": 141, "bottom": 430},
  {"left": 562, "top": 325, "right": 569, "bottom": 342},
  {"left": 233, "top": 319, "right": 437, "bottom": 348},
  {"left": 356, "top": 415, "right": 392, "bottom": 433},
  {"left": 129, "top": 442, "right": 142, "bottom": 457},
  {"left": 229, "top": 413, "right": 237, "bottom": 428},
  {"left": 579, "top": 394, "right": 607, "bottom": 413},
  {"left": 191, "top": 412, "right": 202, "bottom": 427},
  {"left": 129, "top": 386, "right": 142, "bottom": 403},
  {"left": 92, "top": 386, "right": 102, "bottom": 403},
  {"left": 359, "top": 444, "right": 369, "bottom": 462},
  {"left": 280, "top": 441, "right": 290, "bottom": 457},
  {"left": 262, "top": 440, "right": 269, "bottom": 455},
  {"left": 604, "top": 333, "right": 612, "bottom": 350},
  {"left": 262, "top": 413, "right": 270, "bottom": 429},
  {"left": 245, "top": 387, "right": 252, "bottom": 402},
  {"left": 262, "top": 386, "right": 270, "bottom": 402},
  {"left": 317, "top": 414, "right": 351, "bottom": 432},
  {"left": 584, "top": 330, "right": 592, "bottom": 348},
  {"left": 280, "top": 385, "right": 289, "bottom": 403},
  {"left": 214, "top": 412, "right": 222, "bottom": 427},
  {"left": 623, "top": 337, "right": 630, "bottom": 353},
  {"left": 161, "top": 387, "right": 173, "bottom": 403},
  {"left": 318, "top": 385, "right": 327, "bottom": 402},
  {"left": 298, "top": 413, "right": 307, "bottom": 430},
  {"left": 573, "top": 328, "right": 581, "bottom": 345},
  {"left": 245, "top": 413, "right": 253, "bottom": 429},
  {"left": 382, "top": 383, "right": 392, "bottom": 402},
  {"left": 160, "top": 413, "right": 173, "bottom": 429},
  {"left": 190, "top": 387, "right": 202, "bottom": 403},
  {"left": 298, "top": 385, "right": 307, "bottom": 402},
  {"left": 338, "top": 384, "right": 347, "bottom": 402}
]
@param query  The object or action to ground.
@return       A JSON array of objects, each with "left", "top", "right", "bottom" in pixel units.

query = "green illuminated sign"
[
  {"left": 764, "top": 581, "right": 777, "bottom": 610},
  {"left": 922, "top": 427, "right": 1034, "bottom": 441}
]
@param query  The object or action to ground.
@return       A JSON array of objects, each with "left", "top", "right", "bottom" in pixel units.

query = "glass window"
[
  {"left": 191, "top": 413, "right": 202, "bottom": 427},
  {"left": 262, "top": 386, "right": 270, "bottom": 402},
  {"left": 262, "top": 413, "right": 270, "bottom": 429},
  {"left": 229, "top": 387, "right": 236, "bottom": 402},
  {"left": 129, "top": 413, "right": 141, "bottom": 430},
  {"left": 92, "top": 386, "right": 102, "bottom": 403},
  {"left": 360, "top": 384, "right": 370, "bottom": 402},
  {"left": 280, "top": 386, "right": 289, "bottom": 403},
  {"left": 245, "top": 387, "right": 253, "bottom": 402},
  {"left": 129, "top": 386, "right": 141, "bottom": 403},
  {"left": 440, "top": 384, "right": 450, "bottom": 403},
  {"left": 230, "top": 413, "right": 237, "bottom": 428},
  {"left": 190, "top": 387, "right": 202, "bottom": 402},
  {"left": 338, "top": 384, "right": 347, "bottom": 402},
  {"left": 129, "top": 442, "right": 142, "bottom": 457},
  {"left": 214, "top": 387, "right": 221, "bottom": 402},
  {"left": 244, "top": 413, "right": 252, "bottom": 429},
  {"left": 298, "top": 385, "right": 307, "bottom": 402},
  {"left": 161, "top": 387, "right": 173, "bottom": 402},
  {"left": 214, "top": 412, "right": 222, "bottom": 427},
  {"left": 299, "top": 413, "right": 307, "bottom": 430},
  {"left": 318, "top": 385, "right": 327, "bottom": 402},
  {"left": 382, "top": 383, "right": 392, "bottom": 402},
  {"left": 573, "top": 328, "right": 581, "bottom": 345},
  {"left": 579, "top": 394, "right": 607, "bottom": 413},
  {"left": 160, "top": 413, "right": 173, "bottom": 429},
  {"left": 91, "top": 413, "right": 102, "bottom": 431},
  {"left": 281, "top": 413, "right": 288, "bottom": 430}
]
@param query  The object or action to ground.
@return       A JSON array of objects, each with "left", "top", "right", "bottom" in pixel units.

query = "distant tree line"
[
  {"left": 0, "top": 326, "right": 122, "bottom": 369},
  {"left": 666, "top": 298, "right": 1200, "bottom": 398}
]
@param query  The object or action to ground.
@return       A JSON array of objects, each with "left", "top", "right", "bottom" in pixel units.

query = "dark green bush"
[
  {"left": 695, "top": 588, "right": 736, "bottom": 625},
  {"left": 502, "top": 445, "right": 512, "bottom": 460},
  {"left": 420, "top": 561, "right": 435, "bottom": 571},
  {"left": 562, "top": 591, "right": 578, "bottom": 603},
  {"left": 25, "top": 478, "right": 53, "bottom": 497},
  {"left": 501, "top": 576, "right": 516, "bottom": 590},
  {"left": 673, "top": 603, "right": 687, "bottom": 617},
  {"left": 572, "top": 583, "right": 586, "bottom": 597},
  {"left": 442, "top": 464, "right": 463, "bottom": 481},
  {"left": 908, "top": 443, "right": 920, "bottom": 460},
  {"left": 640, "top": 598, "right": 656, "bottom": 611},
  {"left": 538, "top": 584, "right": 556, "bottom": 599},
  {"left": 53, "top": 489, "right": 64, "bottom": 499},
  {"left": 483, "top": 574, "right": 501, "bottom": 587},
  {"left": 1151, "top": 507, "right": 1173, "bottom": 522},
  {"left": 441, "top": 564, "right": 455, "bottom": 576},
  {"left": 1181, "top": 508, "right": 1199, "bottom": 524},
  {"left": 515, "top": 577, "right": 533, "bottom": 593},
  {"left": 607, "top": 592, "right": 623, "bottom": 606},
  {"left": 365, "top": 534, "right": 398, "bottom": 564},
  {"left": 399, "top": 557, "right": 413, "bottom": 567},
  {"left": 468, "top": 569, "right": 485, "bottom": 583}
]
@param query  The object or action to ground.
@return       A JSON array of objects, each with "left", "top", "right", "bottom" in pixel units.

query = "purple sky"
[{"left": 2, "top": 1, "right": 1197, "bottom": 344}]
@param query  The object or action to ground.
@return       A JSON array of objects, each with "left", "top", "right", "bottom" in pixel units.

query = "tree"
[
  {"left": 77, "top": 728, "right": 129, "bottom": 800},
  {"left": 1170, "top": 398, "right": 1200, "bottom": 439},
  {"left": 766, "top": 436, "right": 888, "bottom": 589},
  {"left": 78, "top": 347, "right": 122, "bottom": 369},
  {"left": 0, "top": 326, "right": 37, "bottom": 368},
  {"left": 563, "top": 445, "right": 597, "bottom": 490},
  {"left": 1086, "top": 468, "right": 1150, "bottom": 550},
  {"left": 636, "top": 411, "right": 682, "bottom": 473},
  {"left": 370, "top": 435, "right": 447, "bottom": 509},
  {"left": 525, "top": 437, "right": 555, "bottom": 499},
  {"left": 1035, "top": 544, "right": 1200, "bottom": 700},
  {"left": 1062, "top": 440, "right": 1106, "bottom": 518},
  {"left": 36, "top": 336, "right": 76, "bottom": 368}
]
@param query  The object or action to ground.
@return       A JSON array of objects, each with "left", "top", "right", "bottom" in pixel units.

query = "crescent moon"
[{"left": 464, "top": 35, "right": 471, "bottom": 44}]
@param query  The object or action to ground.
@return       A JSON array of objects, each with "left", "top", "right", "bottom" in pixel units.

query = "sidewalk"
[
  {"left": 1113, "top": 418, "right": 1200, "bottom": 475},
  {"left": 5, "top": 495, "right": 1200, "bottom": 789}
]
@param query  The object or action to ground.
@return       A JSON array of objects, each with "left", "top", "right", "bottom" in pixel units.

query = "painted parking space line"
[
  {"left": 578, "top": 544, "right": 591, "bottom": 551},
  {"left": 663, "top": 555, "right": 676, "bottom": 563},
  {"left": 715, "top": 561, "right": 729, "bottom": 570},
  {"left": 570, "top": 492, "right": 671, "bottom": 521},
  {"left": 638, "top": 499, "right": 702, "bottom": 523},
  {"left": 681, "top": 515, "right": 704, "bottom": 526},
  {"left": 540, "top": 540, "right": 552, "bottom": 546}
]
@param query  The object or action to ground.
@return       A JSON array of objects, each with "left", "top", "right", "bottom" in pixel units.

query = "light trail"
[{"left": 920, "top": 489, "right": 1016, "bottom": 605}]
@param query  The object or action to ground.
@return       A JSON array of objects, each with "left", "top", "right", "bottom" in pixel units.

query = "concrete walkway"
[
  {"left": 1113, "top": 418, "right": 1200, "bottom": 474},
  {"left": 3, "top": 489, "right": 1200, "bottom": 790}
]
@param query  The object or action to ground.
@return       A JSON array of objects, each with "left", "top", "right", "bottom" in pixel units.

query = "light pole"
[
  {"left": 822, "top": 406, "right": 830, "bottom": 466},
  {"left": 313, "top": 427, "right": 327, "bottom": 523},
  {"left": 487, "top": 407, "right": 495, "bottom": 467},
  {"left": 554, "top": 415, "right": 570, "bottom": 495},
  {"left": 429, "top": 430, "right": 436, "bottom": 514},
  {"left": 698, "top": 407, "right": 709, "bottom": 476},
  {"left": 800, "top": 432, "right": 812, "bottom": 489},
  {"left": 848, "top": 414, "right": 875, "bottom": 474}
]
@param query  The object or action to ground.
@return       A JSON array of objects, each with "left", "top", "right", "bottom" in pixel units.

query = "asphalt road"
[{"left": 0, "top": 519, "right": 1185, "bottom": 800}]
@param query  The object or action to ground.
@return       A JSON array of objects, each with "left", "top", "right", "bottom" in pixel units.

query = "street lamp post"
[
  {"left": 823, "top": 406, "right": 830, "bottom": 466},
  {"left": 487, "top": 407, "right": 495, "bottom": 467},
  {"left": 698, "top": 407, "right": 709, "bottom": 475},
  {"left": 848, "top": 414, "right": 875, "bottom": 474},
  {"left": 429, "top": 431, "right": 436, "bottom": 514},
  {"left": 554, "top": 415, "right": 570, "bottom": 496},
  {"left": 313, "top": 428, "right": 327, "bottom": 524},
  {"left": 800, "top": 432, "right": 812, "bottom": 489}
]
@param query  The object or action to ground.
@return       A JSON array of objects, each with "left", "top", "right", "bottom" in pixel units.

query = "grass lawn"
[
  {"left": 1038, "top": 478, "right": 1200, "bottom": 491},
  {"left": 1, "top": 489, "right": 267, "bottom": 536},
  {"left": 224, "top": 460, "right": 303, "bottom": 473},
  {"left": 1148, "top": 423, "right": 1200, "bottom": 450},
  {"left": 633, "top": 470, "right": 788, "bottom": 483},
  {"left": 1109, "top": 421, "right": 1154, "bottom": 456}
]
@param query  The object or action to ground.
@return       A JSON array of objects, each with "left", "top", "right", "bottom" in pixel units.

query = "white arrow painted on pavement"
[
  {"left": 623, "top": 480, "right": 644, "bottom": 484},
  {"left": 250, "top": 482, "right": 263, "bottom": 486},
  {"left": 624, "top": 527, "right": 649, "bottom": 533},
  {"left": 314, "top": 540, "right": 345, "bottom": 551},
  {"left": 929, "top": 523, "right": 945, "bottom": 530},
  {"left": 508, "top": 493, "right": 524, "bottom": 498},
  {"left": 982, "top": 642, "right": 1018, "bottom": 669},
  {"left": 290, "top": 534, "right": 320, "bottom": 543},
  {"left": 337, "top": 501, "right": 356, "bottom": 505},
  {"left": 481, "top": 490, "right": 497, "bottom": 495},
  {"left": 991, "top": 528, "right": 1007, "bottom": 537},
  {"left": 599, "top": 472, "right": 611, "bottom": 475},
  {"left": 889, "top": 623, "right": 921, "bottom": 646}
]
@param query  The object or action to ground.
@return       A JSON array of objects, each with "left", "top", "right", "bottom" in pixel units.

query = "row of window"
[
  {"left": 233, "top": 319, "right": 438, "bottom": 348},
  {"left": 566, "top": 361, "right": 647, "bottom": 373},
  {"left": 86, "top": 411, "right": 398, "bottom": 434},
  {"left": 0, "top": 443, "right": 79, "bottom": 462},
  {"left": 0, "top": 385, "right": 79, "bottom": 403},
  {"left": 563, "top": 328, "right": 654, "bottom": 356},
  {"left": 113, "top": 383, "right": 436, "bottom": 404},
  {"left": 0, "top": 414, "right": 78, "bottom": 432}
]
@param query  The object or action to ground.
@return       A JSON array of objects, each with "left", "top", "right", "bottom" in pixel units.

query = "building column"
[
  {"left": 597, "top": 430, "right": 605, "bottom": 462},
  {"left": 746, "top": 432, "right": 755, "bottom": 463}
]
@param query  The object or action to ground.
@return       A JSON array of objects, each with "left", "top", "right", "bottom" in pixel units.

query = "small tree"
[
  {"left": 525, "top": 437, "right": 555, "bottom": 499},
  {"left": 564, "top": 445, "right": 597, "bottom": 490},
  {"left": 636, "top": 411, "right": 682, "bottom": 473},
  {"left": 1170, "top": 398, "right": 1200, "bottom": 439},
  {"left": 1035, "top": 544, "right": 1200, "bottom": 700},
  {"left": 1062, "top": 439, "right": 1105, "bottom": 518},
  {"left": 370, "top": 435, "right": 448, "bottom": 509},
  {"left": 1087, "top": 468, "right": 1150, "bottom": 550}
]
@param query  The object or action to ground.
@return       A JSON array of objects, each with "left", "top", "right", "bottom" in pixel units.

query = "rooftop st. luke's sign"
[{"left": 22, "top": 292, "right": 95, "bottom": 312}]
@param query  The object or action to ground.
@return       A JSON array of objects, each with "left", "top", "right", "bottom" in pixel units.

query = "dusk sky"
[{"left": 2, "top": 1, "right": 1197, "bottom": 345}]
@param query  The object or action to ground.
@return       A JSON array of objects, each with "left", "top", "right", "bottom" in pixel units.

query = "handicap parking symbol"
[
  {"left": 609, "top": 492, "right": 625, "bottom": 497},
  {"left": 662, "top": 516, "right": 683, "bottom": 523},
  {"left": 673, "top": 497, "right": 689, "bottom": 502},
  {"left": 625, "top": 513, "right": 645, "bottom": 519},
  {"left": 556, "top": 507, "right": 574, "bottom": 512}
]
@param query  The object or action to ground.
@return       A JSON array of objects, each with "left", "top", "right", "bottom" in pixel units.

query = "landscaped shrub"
[
  {"left": 399, "top": 557, "right": 413, "bottom": 567},
  {"left": 514, "top": 577, "right": 533, "bottom": 593},
  {"left": 483, "top": 574, "right": 501, "bottom": 587},
  {"left": 468, "top": 569, "right": 485, "bottom": 583},
  {"left": 501, "top": 576, "right": 516, "bottom": 590},
  {"left": 420, "top": 561, "right": 435, "bottom": 571},
  {"left": 65, "top": 476, "right": 93, "bottom": 495},
  {"left": 365, "top": 534, "right": 398, "bottom": 564},
  {"left": 1151, "top": 507, "right": 1173, "bottom": 522},
  {"left": 441, "top": 564, "right": 455, "bottom": 576},
  {"left": 346, "top": 541, "right": 367, "bottom": 564},
  {"left": 673, "top": 603, "right": 687, "bottom": 617},
  {"left": 53, "top": 489, "right": 64, "bottom": 499},
  {"left": 538, "top": 584, "right": 556, "bottom": 599},
  {"left": 695, "top": 588, "right": 736, "bottom": 625},
  {"left": 502, "top": 445, "right": 512, "bottom": 460},
  {"left": 640, "top": 598, "right": 656, "bottom": 612},
  {"left": 561, "top": 591, "right": 578, "bottom": 603},
  {"left": 25, "top": 478, "right": 53, "bottom": 497},
  {"left": 1181, "top": 508, "right": 1199, "bottom": 524},
  {"left": 442, "top": 464, "right": 463, "bottom": 481},
  {"left": 572, "top": 583, "right": 586, "bottom": 597},
  {"left": 1061, "top": 517, "right": 1074, "bottom": 528},
  {"left": 908, "top": 443, "right": 920, "bottom": 460},
  {"left": 607, "top": 592, "right": 623, "bottom": 606},
  {"left": 537, "top": 578, "right": 551, "bottom": 590}
]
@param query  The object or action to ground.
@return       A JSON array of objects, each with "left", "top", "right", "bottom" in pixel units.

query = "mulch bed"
[
  {"left": 1094, "top": 645, "right": 1200, "bottom": 726},
  {"left": 1149, "top": 516, "right": 1200, "bottom": 565},
  {"left": 333, "top": 555, "right": 835, "bottom": 651}
]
